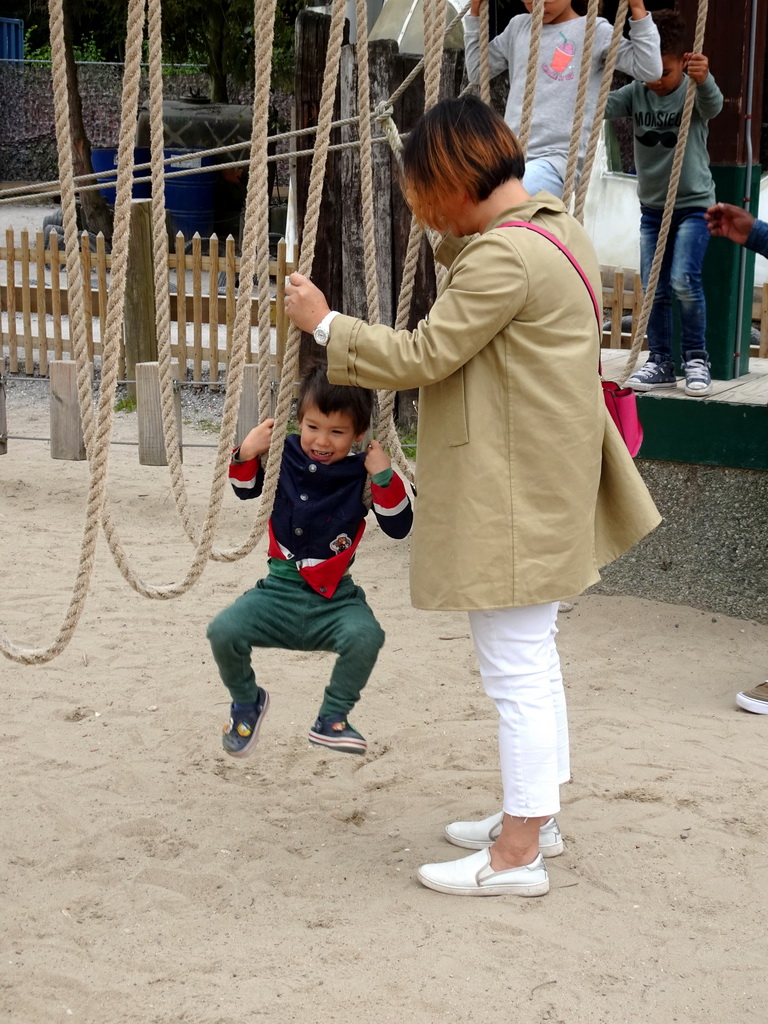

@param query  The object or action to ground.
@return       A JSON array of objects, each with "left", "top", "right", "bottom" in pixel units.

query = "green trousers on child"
[{"left": 206, "top": 573, "right": 385, "bottom": 717}]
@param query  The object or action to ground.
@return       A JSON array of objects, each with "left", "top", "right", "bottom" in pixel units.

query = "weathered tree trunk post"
[
  {"left": 340, "top": 39, "right": 398, "bottom": 327},
  {"left": 294, "top": 8, "right": 349, "bottom": 374},
  {"left": 124, "top": 199, "right": 157, "bottom": 402},
  {"left": 50, "top": 359, "right": 89, "bottom": 461},
  {"left": 389, "top": 48, "right": 464, "bottom": 428},
  {"left": 340, "top": 44, "right": 367, "bottom": 322},
  {"left": 62, "top": 0, "right": 114, "bottom": 240}
]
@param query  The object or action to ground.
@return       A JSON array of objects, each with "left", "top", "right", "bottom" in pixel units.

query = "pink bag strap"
[
  {"left": 497, "top": 220, "right": 609, "bottom": 377},
  {"left": 497, "top": 220, "right": 602, "bottom": 327}
]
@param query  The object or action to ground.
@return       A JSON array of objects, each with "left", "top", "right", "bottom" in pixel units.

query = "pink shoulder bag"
[{"left": 498, "top": 220, "right": 643, "bottom": 458}]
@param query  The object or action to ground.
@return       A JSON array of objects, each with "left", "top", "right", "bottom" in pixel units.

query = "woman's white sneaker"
[
  {"left": 417, "top": 848, "right": 549, "bottom": 897},
  {"left": 444, "top": 812, "right": 564, "bottom": 857}
]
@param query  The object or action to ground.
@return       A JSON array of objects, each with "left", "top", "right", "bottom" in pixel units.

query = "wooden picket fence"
[
  {"left": 0, "top": 227, "right": 294, "bottom": 381},
  {"left": 601, "top": 265, "right": 768, "bottom": 358},
  {"left": 2, "top": 232, "right": 768, "bottom": 376}
]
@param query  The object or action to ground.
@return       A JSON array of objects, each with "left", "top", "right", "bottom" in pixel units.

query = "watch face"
[{"left": 314, "top": 327, "right": 329, "bottom": 345}]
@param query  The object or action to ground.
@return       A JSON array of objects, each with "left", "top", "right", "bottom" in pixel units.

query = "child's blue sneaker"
[
  {"left": 626, "top": 358, "right": 677, "bottom": 391},
  {"left": 308, "top": 714, "right": 367, "bottom": 755},
  {"left": 222, "top": 688, "right": 270, "bottom": 758}
]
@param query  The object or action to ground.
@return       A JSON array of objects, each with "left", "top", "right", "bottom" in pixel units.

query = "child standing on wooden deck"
[
  {"left": 463, "top": 0, "right": 662, "bottom": 198},
  {"left": 605, "top": 9, "right": 723, "bottom": 397}
]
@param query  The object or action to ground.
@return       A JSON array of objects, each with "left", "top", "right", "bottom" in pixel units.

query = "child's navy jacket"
[{"left": 229, "top": 434, "right": 412, "bottom": 599}]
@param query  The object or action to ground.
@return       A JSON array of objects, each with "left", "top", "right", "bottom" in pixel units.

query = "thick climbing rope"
[
  {"left": 517, "top": 0, "right": 544, "bottom": 156},
  {"left": 2, "top": 0, "right": 711, "bottom": 664},
  {"left": 137, "top": 0, "right": 278, "bottom": 564},
  {"left": 0, "top": 0, "right": 147, "bottom": 663},
  {"left": 561, "top": 0, "right": 600, "bottom": 208},
  {"left": 355, "top": 0, "right": 381, "bottom": 327},
  {"left": 620, "top": 0, "right": 709, "bottom": 383},
  {"left": 0, "top": 4, "right": 454, "bottom": 660},
  {"left": 0, "top": 125, "right": 369, "bottom": 206},
  {"left": 478, "top": 1, "right": 491, "bottom": 104},
  {"left": 574, "top": 0, "right": 630, "bottom": 223},
  {"left": 374, "top": 0, "right": 448, "bottom": 474},
  {"left": 254, "top": 0, "right": 350, "bottom": 545},
  {"left": 374, "top": 0, "right": 451, "bottom": 481}
]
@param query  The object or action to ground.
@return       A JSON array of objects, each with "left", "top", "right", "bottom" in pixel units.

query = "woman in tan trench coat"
[{"left": 285, "top": 96, "right": 660, "bottom": 898}]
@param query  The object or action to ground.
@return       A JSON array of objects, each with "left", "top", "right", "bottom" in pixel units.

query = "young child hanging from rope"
[
  {"left": 206, "top": 365, "right": 413, "bottom": 758},
  {"left": 463, "top": 0, "right": 662, "bottom": 198},
  {"left": 605, "top": 9, "right": 723, "bottom": 397}
]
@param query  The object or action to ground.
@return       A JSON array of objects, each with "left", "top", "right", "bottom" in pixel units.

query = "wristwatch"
[{"left": 313, "top": 310, "right": 340, "bottom": 346}]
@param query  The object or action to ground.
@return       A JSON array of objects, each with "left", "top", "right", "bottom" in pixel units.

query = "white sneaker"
[
  {"left": 417, "top": 848, "right": 549, "bottom": 897},
  {"left": 444, "top": 812, "right": 564, "bottom": 858},
  {"left": 736, "top": 681, "right": 768, "bottom": 714}
]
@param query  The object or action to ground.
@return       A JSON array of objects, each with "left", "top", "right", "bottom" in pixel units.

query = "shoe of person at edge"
[
  {"left": 444, "top": 812, "right": 564, "bottom": 858},
  {"left": 683, "top": 354, "right": 713, "bottom": 396},
  {"left": 308, "top": 714, "right": 367, "bottom": 754},
  {"left": 221, "top": 687, "right": 270, "bottom": 758},
  {"left": 417, "top": 849, "right": 549, "bottom": 897},
  {"left": 736, "top": 681, "right": 768, "bottom": 714},
  {"left": 625, "top": 358, "right": 678, "bottom": 391}
]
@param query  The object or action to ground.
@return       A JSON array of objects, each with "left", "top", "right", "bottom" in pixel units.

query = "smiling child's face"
[{"left": 298, "top": 404, "right": 364, "bottom": 466}]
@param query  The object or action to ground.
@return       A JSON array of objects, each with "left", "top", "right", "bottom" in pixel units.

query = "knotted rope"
[{"left": 517, "top": 0, "right": 544, "bottom": 156}]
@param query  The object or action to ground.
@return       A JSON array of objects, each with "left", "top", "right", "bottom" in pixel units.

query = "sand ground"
[{"left": 2, "top": 391, "right": 768, "bottom": 1024}]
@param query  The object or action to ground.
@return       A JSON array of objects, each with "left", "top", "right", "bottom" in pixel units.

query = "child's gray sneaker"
[
  {"left": 683, "top": 356, "right": 712, "bottom": 396},
  {"left": 626, "top": 358, "right": 677, "bottom": 391}
]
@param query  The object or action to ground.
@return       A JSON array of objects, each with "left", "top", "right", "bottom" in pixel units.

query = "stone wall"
[
  {"left": 0, "top": 62, "right": 290, "bottom": 183},
  {"left": 591, "top": 460, "right": 768, "bottom": 623}
]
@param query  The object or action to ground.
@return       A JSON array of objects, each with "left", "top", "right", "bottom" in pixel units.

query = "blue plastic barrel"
[
  {"left": 164, "top": 149, "right": 216, "bottom": 241},
  {"left": 90, "top": 147, "right": 151, "bottom": 205}
]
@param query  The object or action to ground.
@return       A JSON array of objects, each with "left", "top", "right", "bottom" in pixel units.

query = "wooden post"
[
  {"left": 0, "top": 374, "right": 7, "bottom": 456},
  {"left": 294, "top": 8, "right": 349, "bottom": 373},
  {"left": 136, "top": 361, "right": 182, "bottom": 466},
  {"left": 50, "top": 360, "right": 88, "bottom": 461},
  {"left": 369, "top": 41, "right": 398, "bottom": 331},
  {"left": 124, "top": 200, "right": 157, "bottom": 401},
  {"left": 236, "top": 363, "right": 260, "bottom": 448}
]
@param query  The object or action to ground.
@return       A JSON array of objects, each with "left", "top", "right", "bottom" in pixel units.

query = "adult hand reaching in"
[
  {"left": 705, "top": 203, "right": 755, "bottom": 246},
  {"left": 284, "top": 273, "right": 331, "bottom": 334}
]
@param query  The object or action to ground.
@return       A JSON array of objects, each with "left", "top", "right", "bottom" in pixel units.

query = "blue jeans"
[
  {"left": 639, "top": 205, "right": 710, "bottom": 364},
  {"left": 523, "top": 158, "right": 564, "bottom": 198}
]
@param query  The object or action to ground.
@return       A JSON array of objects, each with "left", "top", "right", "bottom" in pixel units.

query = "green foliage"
[
  {"left": 114, "top": 395, "right": 137, "bottom": 413},
  {"left": 396, "top": 424, "right": 417, "bottom": 458},
  {"left": 24, "top": 28, "right": 104, "bottom": 63},
  {"left": 17, "top": 1, "right": 311, "bottom": 94}
]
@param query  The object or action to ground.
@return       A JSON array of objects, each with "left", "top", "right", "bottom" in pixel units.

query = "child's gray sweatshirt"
[
  {"left": 605, "top": 74, "right": 723, "bottom": 208},
  {"left": 464, "top": 13, "right": 662, "bottom": 181}
]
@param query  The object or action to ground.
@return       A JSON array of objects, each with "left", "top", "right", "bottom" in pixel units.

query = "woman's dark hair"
[
  {"left": 652, "top": 9, "right": 686, "bottom": 58},
  {"left": 296, "top": 363, "right": 373, "bottom": 436},
  {"left": 400, "top": 95, "right": 525, "bottom": 230}
]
